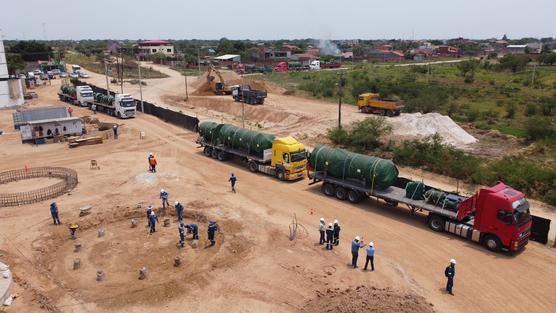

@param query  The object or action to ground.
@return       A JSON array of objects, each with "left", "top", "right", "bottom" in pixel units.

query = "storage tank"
[
  {"left": 61, "top": 85, "right": 75, "bottom": 95},
  {"left": 198, "top": 122, "right": 274, "bottom": 158},
  {"left": 309, "top": 144, "right": 398, "bottom": 190}
]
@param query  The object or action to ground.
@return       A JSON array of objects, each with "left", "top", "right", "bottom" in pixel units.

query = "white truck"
[
  {"left": 309, "top": 60, "right": 321, "bottom": 70},
  {"left": 91, "top": 93, "right": 136, "bottom": 118},
  {"left": 75, "top": 86, "right": 94, "bottom": 107}
]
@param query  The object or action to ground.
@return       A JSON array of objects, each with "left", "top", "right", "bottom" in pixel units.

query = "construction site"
[{"left": 2, "top": 4, "right": 556, "bottom": 312}]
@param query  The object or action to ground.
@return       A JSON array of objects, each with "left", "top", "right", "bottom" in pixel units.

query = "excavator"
[{"left": 207, "top": 64, "right": 233, "bottom": 95}]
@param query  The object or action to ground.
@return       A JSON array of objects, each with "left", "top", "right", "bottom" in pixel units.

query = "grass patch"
[
  {"left": 64, "top": 53, "right": 168, "bottom": 79},
  {"left": 498, "top": 126, "right": 527, "bottom": 137}
]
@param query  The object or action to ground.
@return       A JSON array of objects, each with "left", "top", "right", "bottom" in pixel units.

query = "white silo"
[{"left": 0, "top": 31, "right": 24, "bottom": 108}]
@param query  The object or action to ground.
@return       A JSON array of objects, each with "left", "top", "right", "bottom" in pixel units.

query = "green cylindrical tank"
[
  {"left": 198, "top": 122, "right": 274, "bottom": 158},
  {"left": 62, "top": 85, "right": 75, "bottom": 95},
  {"left": 95, "top": 93, "right": 104, "bottom": 102},
  {"left": 309, "top": 144, "right": 398, "bottom": 190}
]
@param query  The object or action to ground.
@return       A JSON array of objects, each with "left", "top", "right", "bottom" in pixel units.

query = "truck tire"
[
  {"left": 323, "top": 183, "right": 335, "bottom": 196},
  {"left": 335, "top": 187, "right": 347, "bottom": 201},
  {"left": 427, "top": 214, "right": 445, "bottom": 232},
  {"left": 217, "top": 151, "right": 227, "bottom": 161},
  {"left": 248, "top": 161, "right": 258, "bottom": 172},
  {"left": 347, "top": 190, "right": 362, "bottom": 203},
  {"left": 483, "top": 235, "right": 502, "bottom": 252},
  {"left": 211, "top": 148, "right": 218, "bottom": 159},
  {"left": 203, "top": 147, "right": 212, "bottom": 157},
  {"left": 385, "top": 200, "right": 399, "bottom": 207},
  {"left": 387, "top": 110, "right": 394, "bottom": 117},
  {"left": 276, "top": 170, "right": 286, "bottom": 181},
  {"left": 395, "top": 110, "right": 401, "bottom": 116},
  {"left": 117, "top": 111, "right": 121, "bottom": 118}
]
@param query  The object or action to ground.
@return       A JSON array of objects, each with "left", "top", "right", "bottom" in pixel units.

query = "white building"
[
  {"left": 0, "top": 32, "right": 24, "bottom": 108},
  {"left": 19, "top": 116, "right": 82, "bottom": 143},
  {"left": 214, "top": 54, "right": 241, "bottom": 62},
  {"left": 137, "top": 40, "right": 174, "bottom": 56}
]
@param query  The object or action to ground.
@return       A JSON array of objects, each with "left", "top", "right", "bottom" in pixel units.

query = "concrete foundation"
[{"left": 0, "top": 262, "right": 12, "bottom": 305}]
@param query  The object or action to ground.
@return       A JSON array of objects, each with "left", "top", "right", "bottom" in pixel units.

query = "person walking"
[
  {"left": 186, "top": 223, "right": 199, "bottom": 240},
  {"left": 325, "top": 223, "right": 334, "bottom": 250},
  {"left": 146, "top": 205, "right": 153, "bottom": 228},
  {"left": 228, "top": 173, "right": 237, "bottom": 193},
  {"left": 175, "top": 201, "right": 184, "bottom": 222},
  {"left": 351, "top": 236, "right": 364, "bottom": 268},
  {"left": 333, "top": 220, "right": 341, "bottom": 246},
  {"left": 50, "top": 202, "right": 61, "bottom": 225},
  {"left": 364, "top": 242, "right": 375, "bottom": 271},
  {"left": 112, "top": 125, "right": 119, "bottom": 139},
  {"left": 148, "top": 153, "right": 157, "bottom": 173},
  {"left": 68, "top": 106, "right": 73, "bottom": 117},
  {"left": 148, "top": 211, "right": 158, "bottom": 234},
  {"left": 445, "top": 259, "right": 456, "bottom": 295},
  {"left": 160, "top": 189, "right": 169, "bottom": 209},
  {"left": 91, "top": 103, "right": 97, "bottom": 114},
  {"left": 319, "top": 218, "right": 326, "bottom": 245},
  {"left": 178, "top": 223, "right": 186, "bottom": 248},
  {"left": 207, "top": 220, "right": 219, "bottom": 246}
]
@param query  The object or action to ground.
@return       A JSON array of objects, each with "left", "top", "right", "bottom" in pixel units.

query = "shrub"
[{"left": 526, "top": 117, "right": 555, "bottom": 140}]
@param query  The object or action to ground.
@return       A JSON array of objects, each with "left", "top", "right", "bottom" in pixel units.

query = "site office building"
[{"left": 137, "top": 40, "right": 175, "bottom": 56}]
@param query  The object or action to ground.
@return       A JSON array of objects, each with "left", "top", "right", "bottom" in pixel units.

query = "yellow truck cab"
[
  {"left": 270, "top": 136, "right": 307, "bottom": 180},
  {"left": 357, "top": 93, "right": 403, "bottom": 117}
]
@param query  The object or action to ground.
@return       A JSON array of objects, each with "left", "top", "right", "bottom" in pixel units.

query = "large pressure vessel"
[
  {"left": 198, "top": 122, "right": 274, "bottom": 158},
  {"left": 309, "top": 144, "right": 398, "bottom": 190}
]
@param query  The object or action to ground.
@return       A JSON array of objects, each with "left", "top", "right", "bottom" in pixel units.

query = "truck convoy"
[
  {"left": 357, "top": 93, "right": 404, "bottom": 117},
  {"left": 307, "top": 144, "right": 532, "bottom": 252},
  {"left": 91, "top": 92, "right": 136, "bottom": 118},
  {"left": 58, "top": 85, "right": 94, "bottom": 107},
  {"left": 274, "top": 61, "right": 305, "bottom": 72},
  {"left": 197, "top": 122, "right": 307, "bottom": 181},
  {"left": 231, "top": 85, "right": 268, "bottom": 105}
]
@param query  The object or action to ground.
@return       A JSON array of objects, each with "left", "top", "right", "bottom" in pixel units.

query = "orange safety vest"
[{"left": 149, "top": 157, "right": 157, "bottom": 166}]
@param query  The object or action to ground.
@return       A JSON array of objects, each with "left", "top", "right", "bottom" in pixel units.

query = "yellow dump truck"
[
  {"left": 357, "top": 93, "right": 403, "bottom": 117},
  {"left": 197, "top": 122, "right": 307, "bottom": 181}
]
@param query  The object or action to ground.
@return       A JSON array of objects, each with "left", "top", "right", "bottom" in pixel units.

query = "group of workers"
[{"left": 319, "top": 218, "right": 341, "bottom": 250}]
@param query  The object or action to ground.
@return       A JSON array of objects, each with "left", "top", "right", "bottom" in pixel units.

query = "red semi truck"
[{"left": 309, "top": 169, "right": 532, "bottom": 253}]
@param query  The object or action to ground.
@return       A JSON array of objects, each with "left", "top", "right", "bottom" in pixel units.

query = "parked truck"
[
  {"left": 308, "top": 144, "right": 532, "bottom": 252},
  {"left": 58, "top": 85, "right": 94, "bottom": 107},
  {"left": 90, "top": 92, "right": 136, "bottom": 118},
  {"left": 231, "top": 85, "right": 267, "bottom": 105},
  {"left": 357, "top": 93, "right": 404, "bottom": 117},
  {"left": 197, "top": 122, "right": 307, "bottom": 181},
  {"left": 310, "top": 60, "right": 342, "bottom": 70},
  {"left": 274, "top": 61, "right": 306, "bottom": 72}
]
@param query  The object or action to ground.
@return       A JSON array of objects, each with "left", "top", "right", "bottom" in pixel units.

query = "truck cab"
[
  {"left": 71, "top": 65, "right": 81, "bottom": 73},
  {"left": 309, "top": 60, "right": 321, "bottom": 70},
  {"left": 460, "top": 183, "right": 532, "bottom": 252},
  {"left": 113, "top": 94, "right": 136, "bottom": 118},
  {"left": 274, "top": 62, "right": 288, "bottom": 72},
  {"left": 75, "top": 86, "right": 94, "bottom": 107},
  {"left": 271, "top": 136, "right": 307, "bottom": 180}
]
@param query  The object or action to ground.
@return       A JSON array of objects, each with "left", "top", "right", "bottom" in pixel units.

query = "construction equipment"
[
  {"left": 308, "top": 144, "right": 532, "bottom": 253},
  {"left": 231, "top": 85, "right": 267, "bottom": 105},
  {"left": 197, "top": 122, "right": 307, "bottom": 181},
  {"left": 357, "top": 93, "right": 403, "bottom": 117},
  {"left": 90, "top": 92, "right": 136, "bottom": 118},
  {"left": 207, "top": 64, "right": 233, "bottom": 95}
]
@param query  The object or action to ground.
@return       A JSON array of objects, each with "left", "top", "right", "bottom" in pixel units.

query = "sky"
[{"left": 1, "top": 0, "right": 555, "bottom": 40}]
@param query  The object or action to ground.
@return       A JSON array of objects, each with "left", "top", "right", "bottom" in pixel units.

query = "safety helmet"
[
  {"left": 161, "top": 189, "right": 164, "bottom": 193},
  {"left": 450, "top": 259, "right": 456, "bottom": 264},
  {"left": 175, "top": 201, "right": 179, "bottom": 205},
  {"left": 355, "top": 236, "right": 360, "bottom": 241},
  {"left": 328, "top": 223, "right": 333, "bottom": 227},
  {"left": 334, "top": 219, "right": 338, "bottom": 224},
  {"left": 149, "top": 152, "right": 153, "bottom": 156},
  {"left": 320, "top": 217, "right": 325, "bottom": 222},
  {"left": 369, "top": 242, "right": 374, "bottom": 247}
]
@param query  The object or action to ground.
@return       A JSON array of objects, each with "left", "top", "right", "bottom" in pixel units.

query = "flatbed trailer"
[
  {"left": 57, "top": 92, "right": 78, "bottom": 105},
  {"left": 310, "top": 171, "right": 531, "bottom": 252}
]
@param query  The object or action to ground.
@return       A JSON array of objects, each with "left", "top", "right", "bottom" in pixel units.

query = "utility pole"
[
  {"left": 531, "top": 63, "right": 537, "bottom": 86},
  {"left": 337, "top": 71, "right": 345, "bottom": 128},
  {"left": 197, "top": 48, "right": 201, "bottom": 75},
  {"left": 138, "top": 62, "right": 144, "bottom": 112},
  {"left": 241, "top": 74, "right": 245, "bottom": 128},
  {"left": 104, "top": 61, "right": 110, "bottom": 96},
  {"left": 183, "top": 53, "right": 188, "bottom": 101},
  {"left": 120, "top": 51, "right": 124, "bottom": 94}
]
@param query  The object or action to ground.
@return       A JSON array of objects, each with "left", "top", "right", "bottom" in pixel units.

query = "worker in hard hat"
[
  {"left": 148, "top": 211, "right": 158, "bottom": 234},
  {"left": 207, "top": 220, "right": 219, "bottom": 246},
  {"left": 50, "top": 202, "right": 61, "bottom": 225},
  {"left": 148, "top": 153, "right": 157, "bottom": 173},
  {"left": 175, "top": 201, "right": 184, "bottom": 222},
  {"left": 319, "top": 218, "right": 326, "bottom": 245},
  {"left": 351, "top": 236, "right": 364, "bottom": 268},
  {"left": 178, "top": 222, "right": 186, "bottom": 248},
  {"left": 160, "top": 189, "right": 169, "bottom": 209},
  {"left": 325, "top": 223, "right": 334, "bottom": 250},
  {"left": 333, "top": 219, "right": 341, "bottom": 246},
  {"left": 228, "top": 173, "right": 237, "bottom": 193},
  {"left": 185, "top": 223, "right": 199, "bottom": 240},
  {"left": 445, "top": 259, "right": 456, "bottom": 295},
  {"left": 364, "top": 242, "right": 375, "bottom": 271},
  {"left": 69, "top": 223, "right": 79, "bottom": 240},
  {"left": 146, "top": 205, "right": 153, "bottom": 228}
]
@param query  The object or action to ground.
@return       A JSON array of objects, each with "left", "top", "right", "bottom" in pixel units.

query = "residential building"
[
  {"left": 437, "top": 45, "right": 459, "bottom": 56},
  {"left": 367, "top": 50, "right": 404, "bottom": 62},
  {"left": 505, "top": 45, "right": 527, "bottom": 54},
  {"left": 137, "top": 40, "right": 174, "bottom": 56}
]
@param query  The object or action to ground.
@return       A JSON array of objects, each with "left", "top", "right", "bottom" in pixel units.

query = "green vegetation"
[{"left": 64, "top": 53, "right": 168, "bottom": 79}]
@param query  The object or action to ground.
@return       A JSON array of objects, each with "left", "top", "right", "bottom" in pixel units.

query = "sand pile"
[
  {"left": 192, "top": 69, "right": 285, "bottom": 95},
  {"left": 301, "top": 285, "right": 435, "bottom": 313},
  {"left": 387, "top": 113, "right": 477, "bottom": 147}
]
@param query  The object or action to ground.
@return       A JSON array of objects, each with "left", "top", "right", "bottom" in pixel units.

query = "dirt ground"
[{"left": 1, "top": 67, "right": 556, "bottom": 313}]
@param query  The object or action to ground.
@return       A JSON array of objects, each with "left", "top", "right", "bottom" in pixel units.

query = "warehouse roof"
[
  {"left": 138, "top": 40, "right": 172, "bottom": 46},
  {"left": 214, "top": 54, "right": 241, "bottom": 60},
  {"left": 26, "top": 117, "right": 81, "bottom": 125}
]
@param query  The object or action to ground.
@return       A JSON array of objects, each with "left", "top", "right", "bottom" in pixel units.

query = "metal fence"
[{"left": 0, "top": 167, "right": 78, "bottom": 207}]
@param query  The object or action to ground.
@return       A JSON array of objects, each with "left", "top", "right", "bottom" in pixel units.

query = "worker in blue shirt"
[
  {"left": 178, "top": 223, "right": 186, "bottom": 248},
  {"left": 333, "top": 219, "right": 341, "bottom": 246},
  {"left": 50, "top": 202, "right": 61, "bottom": 225},
  {"left": 208, "top": 220, "right": 219, "bottom": 246},
  {"left": 160, "top": 189, "right": 169, "bottom": 209},
  {"left": 146, "top": 206, "right": 153, "bottom": 228},
  {"left": 228, "top": 173, "right": 237, "bottom": 193},
  {"left": 351, "top": 236, "right": 364, "bottom": 268},
  {"left": 149, "top": 211, "right": 158, "bottom": 234},
  {"left": 364, "top": 242, "right": 375, "bottom": 271},
  {"left": 175, "top": 201, "right": 184, "bottom": 222},
  {"left": 445, "top": 259, "right": 456, "bottom": 295},
  {"left": 186, "top": 223, "right": 199, "bottom": 240}
]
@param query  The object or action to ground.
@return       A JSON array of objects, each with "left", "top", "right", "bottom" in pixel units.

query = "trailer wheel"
[
  {"left": 211, "top": 149, "right": 218, "bottom": 159},
  {"left": 248, "top": 161, "right": 258, "bottom": 172},
  {"left": 117, "top": 111, "right": 121, "bottom": 118},
  {"left": 323, "top": 183, "right": 335, "bottom": 196},
  {"left": 276, "top": 170, "right": 286, "bottom": 181},
  {"left": 203, "top": 146, "right": 212, "bottom": 157},
  {"left": 217, "top": 151, "right": 227, "bottom": 161},
  {"left": 335, "top": 187, "right": 348, "bottom": 201},
  {"left": 347, "top": 190, "right": 362, "bottom": 203},
  {"left": 385, "top": 200, "right": 399, "bottom": 207},
  {"left": 483, "top": 235, "right": 502, "bottom": 252},
  {"left": 427, "top": 214, "right": 445, "bottom": 232},
  {"left": 387, "top": 110, "right": 394, "bottom": 117}
]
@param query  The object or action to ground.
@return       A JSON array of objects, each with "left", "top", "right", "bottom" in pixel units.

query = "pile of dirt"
[
  {"left": 387, "top": 113, "right": 478, "bottom": 148},
  {"left": 191, "top": 69, "right": 285, "bottom": 95},
  {"left": 301, "top": 285, "right": 435, "bottom": 313}
]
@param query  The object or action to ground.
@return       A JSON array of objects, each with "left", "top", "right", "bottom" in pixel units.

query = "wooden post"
[
  {"left": 74, "top": 243, "right": 82, "bottom": 252},
  {"left": 174, "top": 256, "right": 181, "bottom": 267},
  {"left": 96, "top": 270, "right": 105, "bottom": 282},
  {"left": 131, "top": 219, "right": 137, "bottom": 228},
  {"left": 139, "top": 267, "right": 147, "bottom": 280},
  {"left": 73, "top": 258, "right": 81, "bottom": 270}
]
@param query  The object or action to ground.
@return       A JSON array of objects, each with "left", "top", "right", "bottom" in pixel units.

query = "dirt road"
[{"left": 0, "top": 82, "right": 555, "bottom": 313}]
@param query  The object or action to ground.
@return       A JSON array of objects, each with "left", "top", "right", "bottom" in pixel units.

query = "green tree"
[
  {"left": 497, "top": 54, "right": 530, "bottom": 73},
  {"left": 526, "top": 116, "right": 555, "bottom": 140},
  {"left": 8, "top": 40, "right": 52, "bottom": 61},
  {"left": 456, "top": 59, "right": 479, "bottom": 77},
  {"left": 6, "top": 53, "right": 26, "bottom": 74},
  {"left": 348, "top": 117, "right": 392, "bottom": 150}
]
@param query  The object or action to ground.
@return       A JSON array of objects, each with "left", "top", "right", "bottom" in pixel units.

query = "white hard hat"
[
  {"left": 355, "top": 236, "right": 360, "bottom": 241},
  {"left": 175, "top": 201, "right": 179, "bottom": 205},
  {"left": 328, "top": 223, "right": 333, "bottom": 227},
  {"left": 334, "top": 219, "right": 338, "bottom": 224},
  {"left": 369, "top": 242, "right": 374, "bottom": 247},
  {"left": 450, "top": 259, "right": 456, "bottom": 264},
  {"left": 149, "top": 152, "right": 153, "bottom": 156},
  {"left": 161, "top": 189, "right": 164, "bottom": 192},
  {"left": 320, "top": 217, "right": 325, "bottom": 222}
]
